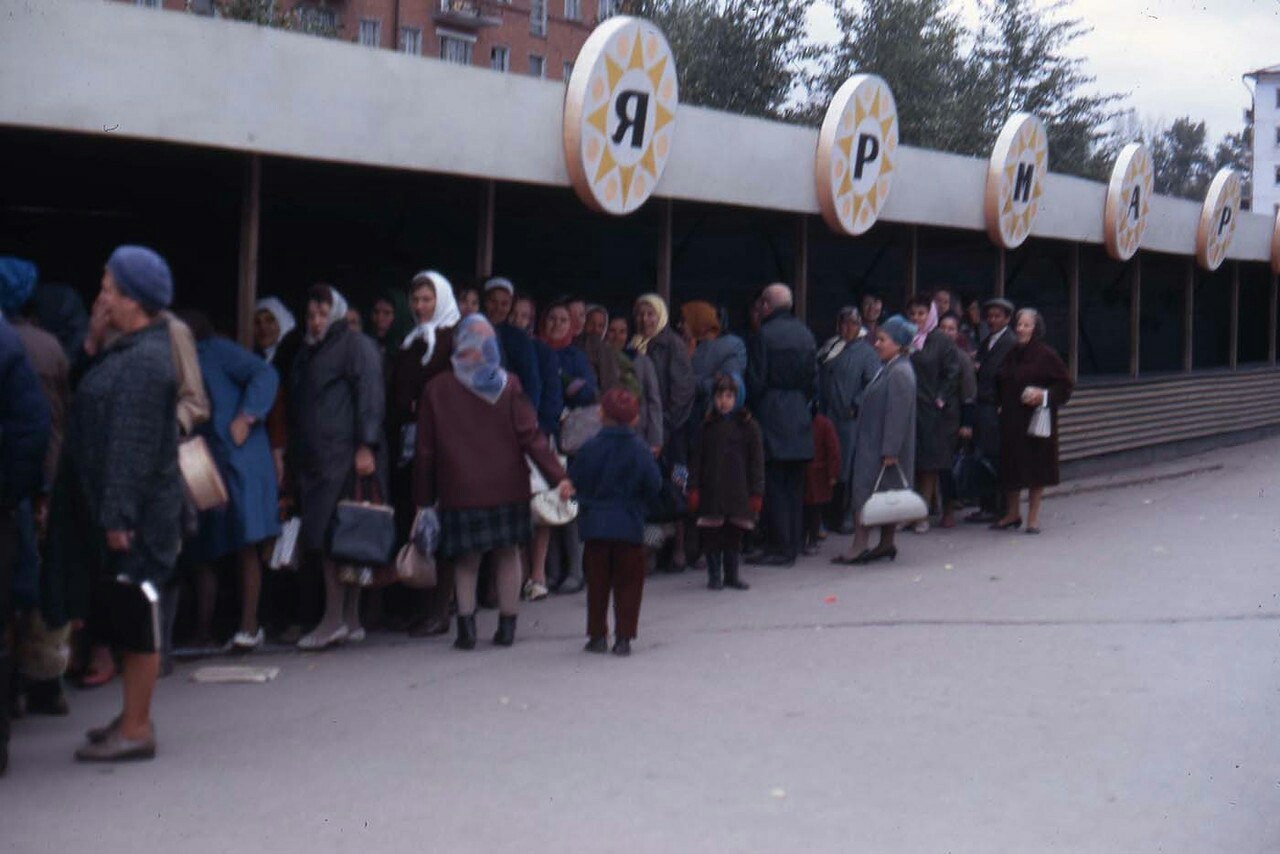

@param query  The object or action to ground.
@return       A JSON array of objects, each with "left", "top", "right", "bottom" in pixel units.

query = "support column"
[
  {"left": 236, "top": 154, "right": 261, "bottom": 349},
  {"left": 474, "top": 180, "right": 495, "bottom": 283},
  {"left": 1067, "top": 243, "right": 1080, "bottom": 381},
  {"left": 1269, "top": 273, "right": 1278, "bottom": 366},
  {"left": 657, "top": 198, "right": 672, "bottom": 303},
  {"left": 994, "top": 247, "right": 1006, "bottom": 298},
  {"left": 794, "top": 214, "right": 809, "bottom": 323},
  {"left": 1183, "top": 260, "right": 1195, "bottom": 372},
  {"left": 1229, "top": 261, "right": 1240, "bottom": 369},
  {"left": 905, "top": 225, "right": 918, "bottom": 299},
  {"left": 1128, "top": 254, "right": 1141, "bottom": 379}
]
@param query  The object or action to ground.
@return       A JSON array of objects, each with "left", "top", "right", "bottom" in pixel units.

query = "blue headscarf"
[
  {"left": 451, "top": 315, "right": 508, "bottom": 404},
  {"left": 880, "top": 314, "right": 917, "bottom": 349},
  {"left": 0, "top": 257, "right": 38, "bottom": 317},
  {"left": 711, "top": 371, "right": 746, "bottom": 415}
]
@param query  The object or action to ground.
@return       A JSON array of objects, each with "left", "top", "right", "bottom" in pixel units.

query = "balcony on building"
[{"left": 433, "top": 0, "right": 501, "bottom": 30}]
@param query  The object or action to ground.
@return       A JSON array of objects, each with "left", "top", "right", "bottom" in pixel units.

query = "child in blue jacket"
[{"left": 568, "top": 389, "right": 662, "bottom": 656}]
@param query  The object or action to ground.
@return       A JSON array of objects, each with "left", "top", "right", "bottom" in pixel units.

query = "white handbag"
[
  {"left": 531, "top": 491, "right": 578, "bottom": 527},
  {"left": 860, "top": 464, "right": 928, "bottom": 527},
  {"left": 1027, "top": 390, "right": 1052, "bottom": 438}
]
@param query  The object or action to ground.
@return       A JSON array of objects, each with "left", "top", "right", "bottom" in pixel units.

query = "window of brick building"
[
  {"left": 491, "top": 46, "right": 510, "bottom": 72},
  {"left": 441, "top": 34, "right": 474, "bottom": 65},
  {"left": 565, "top": 0, "right": 581, "bottom": 20},
  {"left": 135, "top": 0, "right": 163, "bottom": 7},
  {"left": 400, "top": 27, "right": 422, "bottom": 55},
  {"left": 530, "top": 0, "right": 547, "bottom": 37},
  {"left": 597, "top": 0, "right": 618, "bottom": 20},
  {"left": 358, "top": 19, "right": 382, "bottom": 47},
  {"left": 529, "top": 54, "right": 545, "bottom": 78}
]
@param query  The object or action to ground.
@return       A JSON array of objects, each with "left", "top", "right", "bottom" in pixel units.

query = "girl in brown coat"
[
  {"left": 688, "top": 374, "right": 764, "bottom": 590},
  {"left": 993, "top": 308, "right": 1073, "bottom": 534}
]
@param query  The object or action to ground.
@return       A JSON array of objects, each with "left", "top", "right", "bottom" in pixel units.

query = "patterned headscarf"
[{"left": 451, "top": 315, "right": 508, "bottom": 404}]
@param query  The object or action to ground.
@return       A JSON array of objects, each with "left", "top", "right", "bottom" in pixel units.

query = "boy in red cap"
[{"left": 568, "top": 389, "right": 662, "bottom": 656}]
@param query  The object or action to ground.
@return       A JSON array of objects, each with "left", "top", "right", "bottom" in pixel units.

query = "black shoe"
[
  {"left": 853, "top": 545, "right": 897, "bottom": 565},
  {"left": 706, "top": 552, "right": 724, "bottom": 590},
  {"left": 493, "top": 614, "right": 517, "bottom": 647},
  {"left": 612, "top": 638, "right": 632, "bottom": 657},
  {"left": 24, "top": 679, "right": 70, "bottom": 717},
  {"left": 584, "top": 637, "right": 608, "bottom": 654},
  {"left": 408, "top": 617, "right": 451, "bottom": 638},
  {"left": 454, "top": 614, "right": 477, "bottom": 650},
  {"left": 723, "top": 552, "right": 750, "bottom": 590}
]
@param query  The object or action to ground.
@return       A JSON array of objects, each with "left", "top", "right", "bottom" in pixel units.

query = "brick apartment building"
[{"left": 121, "top": 0, "right": 617, "bottom": 81}]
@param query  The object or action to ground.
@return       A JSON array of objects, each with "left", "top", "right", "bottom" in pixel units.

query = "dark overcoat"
[
  {"left": 746, "top": 310, "right": 817, "bottom": 462},
  {"left": 996, "top": 339, "right": 1074, "bottom": 489},
  {"left": 818, "top": 336, "right": 879, "bottom": 482},
  {"left": 689, "top": 410, "right": 765, "bottom": 520},
  {"left": 974, "top": 327, "right": 1016, "bottom": 457},
  {"left": 911, "top": 328, "right": 961, "bottom": 472},
  {"left": 289, "top": 322, "right": 386, "bottom": 551}
]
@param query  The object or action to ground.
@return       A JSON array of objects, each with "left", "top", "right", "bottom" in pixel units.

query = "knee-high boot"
[
  {"left": 723, "top": 552, "right": 750, "bottom": 591},
  {"left": 706, "top": 551, "right": 724, "bottom": 590}
]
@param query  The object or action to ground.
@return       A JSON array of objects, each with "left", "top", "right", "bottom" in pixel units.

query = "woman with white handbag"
[
  {"left": 991, "top": 308, "right": 1073, "bottom": 535},
  {"left": 833, "top": 315, "right": 921, "bottom": 566}
]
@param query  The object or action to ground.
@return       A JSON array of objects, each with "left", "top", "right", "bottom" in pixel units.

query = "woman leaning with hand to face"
[{"left": 992, "top": 308, "right": 1073, "bottom": 535}]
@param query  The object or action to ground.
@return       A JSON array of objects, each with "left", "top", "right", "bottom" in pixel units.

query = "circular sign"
[
  {"left": 984, "top": 113, "right": 1048, "bottom": 250},
  {"left": 1195, "top": 169, "right": 1242, "bottom": 272},
  {"left": 814, "top": 74, "right": 899, "bottom": 236},
  {"left": 1103, "top": 142, "right": 1153, "bottom": 262},
  {"left": 1271, "top": 208, "right": 1280, "bottom": 276},
  {"left": 563, "top": 17, "right": 678, "bottom": 216}
]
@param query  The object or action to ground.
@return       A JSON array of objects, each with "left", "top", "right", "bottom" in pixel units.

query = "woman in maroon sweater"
[{"left": 414, "top": 315, "right": 570, "bottom": 649}]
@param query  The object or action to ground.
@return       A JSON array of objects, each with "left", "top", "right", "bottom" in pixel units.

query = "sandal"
[
  {"left": 297, "top": 624, "right": 349, "bottom": 651},
  {"left": 522, "top": 579, "right": 549, "bottom": 601},
  {"left": 225, "top": 628, "right": 265, "bottom": 653}
]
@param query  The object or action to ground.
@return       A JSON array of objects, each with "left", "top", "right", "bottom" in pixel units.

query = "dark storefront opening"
[
  {"left": 808, "top": 219, "right": 909, "bottom": 329},
  {"left": 1139, "top": 252, "right": 1187, "bottom": 375},
  {"left": 917, "top": 225, "right": 999, "bottom": 315},
  {"left": 1078, "top": 243, "right": 1131, "bottom": 377},
  {"left": 1005, "top": 237, "right": 1070, "bottom": 358},
  {"left": 1193, "top": 264, "right": 1233, "bottom": 370},
  {"left": 1238, "top": 262, "right": 1273, "bottom": 365}
]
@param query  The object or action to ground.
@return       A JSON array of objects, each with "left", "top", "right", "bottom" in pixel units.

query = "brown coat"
[
  {"left": 390, "top": 327, "right": 454, "bottom": 434},
  {"left": 414, "top": 372, "right": 566, "bottom": 511},
  {"left": 689, "top": 410, "right": 765, "bottom": 519},
  {"left": 14, "top": 319, "right": 70, "bottom": 487},
  {"left": 996, "top": 339, "right": 1073, "bottom": 489}
]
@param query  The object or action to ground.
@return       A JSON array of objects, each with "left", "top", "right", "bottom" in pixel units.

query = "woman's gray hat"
[{"left": 106, "top": 245, "right": 173, "bottom": 312}]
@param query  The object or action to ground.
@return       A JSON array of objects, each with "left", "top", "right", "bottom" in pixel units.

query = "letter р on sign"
[
  {"left": 814, "top": 74, "right": 900, "bottom": 237},
  {"left": 562, "top": 16, "right": 678, "bottom": 216},
  {"left": 1195, "top": 168, "right": 1241, "bottom": 272}
]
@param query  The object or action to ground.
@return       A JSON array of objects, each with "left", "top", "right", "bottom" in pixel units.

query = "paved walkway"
[{"left": 4, "top": 439, "right": 1279, "bottom": 853}]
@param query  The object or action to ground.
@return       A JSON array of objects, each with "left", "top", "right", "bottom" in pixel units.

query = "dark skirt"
[{"left": 440, "top": 502, "right": 532, "bottom": 560}]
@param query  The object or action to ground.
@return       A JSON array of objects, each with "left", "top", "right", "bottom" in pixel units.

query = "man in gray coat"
[{"left": 745, "top": 284, "right": 816, "bottom": 567}]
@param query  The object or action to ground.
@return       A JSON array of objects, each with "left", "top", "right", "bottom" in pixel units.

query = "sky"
[{"left": 806, "top": 0, "right": 1280, "bottom": 142}]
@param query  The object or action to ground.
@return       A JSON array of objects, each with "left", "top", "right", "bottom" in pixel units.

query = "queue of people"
[{"left": 0, "top": 247, "right": 1073, "bottom": 770}]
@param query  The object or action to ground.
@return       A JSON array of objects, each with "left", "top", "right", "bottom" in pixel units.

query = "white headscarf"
[
  {"left": 401, "top": 270, "right": 461, "bottom": 366},
  {"left": 305, "top": 287, "right": 348, "bottom": 346},
  {"left": 254, "top": 296, "right": 297, "bottom": 364}
]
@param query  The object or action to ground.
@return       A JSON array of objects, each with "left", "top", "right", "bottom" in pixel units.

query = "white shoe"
[
  {"left": 297, "top": 624, "right": 349, "bottom": 651},
  {"left": 522, "top": 579, "right": 549, "bottom": 601},
  {"left": 346, "top": 626, "right": 367, "bottom": 643},
  {"left": 912, "top": 520, "right": 931, "bottom": 534},
  {"left": 226, "top": 628, "right": 265, "bottom": 652}
]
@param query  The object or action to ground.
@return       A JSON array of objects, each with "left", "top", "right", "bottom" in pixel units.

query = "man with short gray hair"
[{"left": 745, "top": 283, "right": 816, "bottom": 567}]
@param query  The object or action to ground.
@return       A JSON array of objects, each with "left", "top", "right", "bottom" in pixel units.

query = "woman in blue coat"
[{"left": 183, "top": 313, "right": 280, "bottom": 651}]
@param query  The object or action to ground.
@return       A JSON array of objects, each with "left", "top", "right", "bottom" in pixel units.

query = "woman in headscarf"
[
  {"left": 414, "top": 316, "right": 569, "bottom": 649},
  {"left": 905, "top": 295, "right": 960, "bottom": 534},
  {"left": 817, "top": 306, "right": 880, "bottom": 535},
  {"left": 993, "top": 308, "right": 1073, "bottom": 534},
  {"left": 833, "top": 315, "right": 918, "bottom": 567},
  {"left": 682, "top": 300, "right": 747, "bottom": 420},
  {"left": 532, "top": 300, "right": 597, "bottom": 598},
  {"left": 57, "top": 246, "right": 182, "bottom": 762},
  {"left": 367, "top": 288, "right": 415, "bottom": 368},
  {"left": 390, "top": 271, "right": 461, "bottom": 636},
  {"left": 253, "top": 297, "right": 300, "bottom": 488},
  {"left": 288, "top": 284, "right": 386, "bottom": 650}
]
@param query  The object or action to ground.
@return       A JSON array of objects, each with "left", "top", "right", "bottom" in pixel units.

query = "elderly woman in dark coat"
[
  {"left": 993, "top": 308, "right": 1073, "bottom": 534},
  {"left": 289, "top": 284, "right": 386, "bottom": 650},
  {"left": 817, "top": 306, "right": 880, "bottom": 534},
  {"left": 57, "top": 246, "right": 181, "bottom": 762},
  {"left": 906, "top": 295, "right": 960, "bottom": 533},
  {"left": 632, "top": 293, "right": 695, "bottom": 464},
  {"left": 415, "top": 316, "right": 569, "bottom": 650},
  {"left": 834, "top": 315, "right": 918, "bottom": 566}
]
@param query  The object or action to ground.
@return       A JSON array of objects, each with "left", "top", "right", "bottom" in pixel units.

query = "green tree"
[
  {"left": 621, "top": 0, "right": 812, "bottom": 120},
  {"left": 1149, "top": 117, "right": 1213, "bottom": 200},
  {"left": 1213, "top": 117, "right": 1253, "bottom": 209},
  {"left": 969, "top": 0, "right": 1123, "bottom": 178},
  {"left": 809, "top": 0, "right": 982, "bottom": 153},
  {"left": 217, "top": 1, "right": 341, "bottom": 37}
]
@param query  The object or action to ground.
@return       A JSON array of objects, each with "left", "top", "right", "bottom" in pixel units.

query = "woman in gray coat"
[
  {"left": 817, "top": 306, "right": 880, "bottom": 534},
  {"left": 833, "top": 315, "right": 917, "bottom": 566},
  {"left": 289, "top": 284, "right": 386, "bottom": 650}
]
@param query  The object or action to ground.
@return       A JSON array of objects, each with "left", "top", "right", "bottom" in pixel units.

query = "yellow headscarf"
[{"left": 629, "top": 293, "right": 669, "bottom": 354}]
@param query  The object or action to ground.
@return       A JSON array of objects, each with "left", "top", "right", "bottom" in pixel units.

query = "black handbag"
[
  {"left": 328, "top": 476, "right": 396, "bottom": 567},
  {"left": 952, "top": 448, "right": 997, "bottom": 501}
]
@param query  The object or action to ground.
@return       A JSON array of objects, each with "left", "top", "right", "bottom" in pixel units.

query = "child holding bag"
[{"left": 688, "top": 374, "right": 764, "bottom": 591}]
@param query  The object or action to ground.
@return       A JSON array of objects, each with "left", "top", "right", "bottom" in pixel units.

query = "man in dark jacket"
[
  {"left": 967, "top": 297, "right": 1016, "bottom": 523},
  {"left": 745, "top": 284, "right": 816, "bottom": 566},
  {"left": 0, "top": 309, "right": 52, "bottom": 776}
]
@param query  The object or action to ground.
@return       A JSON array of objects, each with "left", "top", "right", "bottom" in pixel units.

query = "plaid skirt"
[{"left": 439, "top": 502, "right": 532, "bottom": 559}]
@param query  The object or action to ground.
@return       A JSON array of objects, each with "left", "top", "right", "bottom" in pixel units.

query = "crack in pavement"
[{"left": 697, "top": 611, "right": 1280, "bottom": 633}]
